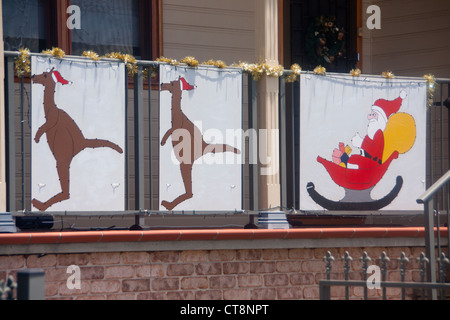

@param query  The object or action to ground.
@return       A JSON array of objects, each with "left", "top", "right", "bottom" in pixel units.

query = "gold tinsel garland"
[
  {"left": 82, "top": 50, "right": 100, "bottom": 61},
  {"left": 103, "top": 52, "right": 138, "bottom": 76},
  {"left": 232, "top": 61, "right": 284, "bottom": 80},
  {"left": 382, "top": 71, "right": 395, "bottom": 79},
  {"left": 14, "top": 47, "right": 31, "bottom": 77},
  {"left": 423, "top": 74, "right": 436, "bottom": 108},
  {"left": 9, "top": 46, "right": 442, "bottom": 114},
  {"left": 180, "top": 56, "right": 199, "bottom": 67},
  {"left": 313, "top": 65, "right": 326, "bottom": 75},
  {"left": 350, "top": 68, "right": 361, "bottom": 77},
  {"left": 156, "top": 56, "right": 180, "bottom": 66},
  {"left": 285, "top": 64, "right": 302, "bottom": 83},
  {"left": 42, "top": 47, "right": 66, "bottom": 59},
  {"left": 202, "top": 59, "right": 227, "bottom": 69}
]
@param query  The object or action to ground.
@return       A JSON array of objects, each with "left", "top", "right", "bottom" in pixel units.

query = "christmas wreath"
[{"left": 305, "top": 16, "right": 345, "bottom": 67}]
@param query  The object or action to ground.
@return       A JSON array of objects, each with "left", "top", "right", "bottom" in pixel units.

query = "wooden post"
[{"left": 254, "top": 0, "right": 281, "bottom": 210}]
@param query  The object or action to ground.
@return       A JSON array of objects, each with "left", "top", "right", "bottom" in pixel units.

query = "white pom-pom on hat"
[{"left": 400, "top": 90, "right": 407, "bottom": 100}]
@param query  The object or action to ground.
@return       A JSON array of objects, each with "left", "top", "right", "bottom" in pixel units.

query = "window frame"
[{"left": 6, "top": 0, "right": 162, "bottom": 61}]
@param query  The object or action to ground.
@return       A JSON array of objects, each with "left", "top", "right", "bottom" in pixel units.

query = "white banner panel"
[
  {"left": 159, "top": 65, "right": 243, "bottom": 211},
  {"left": 299, "top": 74, "right": 427, "bottom": 211},
  {"left": 31, "top": 56, "right": 125, "bottom": 212}
]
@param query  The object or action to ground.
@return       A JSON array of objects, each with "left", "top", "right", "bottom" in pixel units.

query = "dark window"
[
  {"left": 2, "top": 0, "right": 161, "bottom": 60},
  {"left": 2, "top": 0, "right": 48, "bottom": 52},
  {"left": 71, "top": 0, "right": 142, "bottom": 58},
  {"left": 289, "top": 0, "right": 358, "bottom": 73}
]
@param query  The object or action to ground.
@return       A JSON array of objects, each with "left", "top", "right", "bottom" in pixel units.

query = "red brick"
[
  {"left": 75, "top": 295, "right": 106, "bottom": 300},
  {"left": 262, "top": 249, "right": 289, "bottom": 260},
  {"left": 209, "top": 276, "right": 236, "bottom": 289},
  {"left": 122, "top": 279, "right": 150, "bottom": 292},
  {"left": 277, "top": 287, "right": 302, "bottom": 299},
  {"left": 237, "top": 249, "right": 262, "bottom": 261},
  {"left": 152, "top": 278, "right": 179, "bottom": 291},
  {"left": 136, "top": 264, "right": 164, "bottom": 278},
  {"left": 250, "top": 262, "right": 275, "bottom": 274},
  {"left": 167, "top": 291, "right": 195, "bottom": 300},
  {"left": 301, "top": 260, "right": 324, "bottom": 273},
  {"left": 223, "top": 289, "right": 249, "bottom": 300},
  {"left": 290, "top": 273, "right": 315, "bottom": 286},
  {"left": 80, "top": 266, "right": 104, "bottom": 280},
  {"left": 288, "top": 248, "right": 313, "bottom": 260},
  {"left": 209, "top": 250, "right": 236, "bottom": 261},
  {"left": 107, "top": 293, "right": 137, "bottom": 300},
  {"left": 58, "top": 254, "right": 90, "bottom": 266},
  {"left": 0, "top": 255, "right": 24, "bottom": 271},
  {"left": 26, "top": 254, "right": 57, "bottom": 268},
  {"left": 90, "top": 280, "right": 120, "bottom": 294},
  {"left": 223, "top": 262, "right": 249, "bottom": 274},
  {"left": 238, "top": 275, "right": 262, "bottom": 288},
  {"left": 181, "top": 277, "right": 208, "bottom": 290},
  {"left": 363, "top": 247, "right": 387, "bottom": 260},
  {"left": 303, "top": 286, "right": 319, "bottom": 299},
  {"left": 46, "top": 282, "right": 59, "bottom": 297},
  {"left": 250, "top": 288, "right": 276, "bottom": 300},
  {"left": 105, "top": 266, "right": 134, "bottom": 279},
  {"left": 122, "top": 252, "right": 150, "bottom": 264},
  {"left": 314, "top": 248, "right": 340, "bottom": 260},
  {"left": 137, "top": 292, "right": 167, "bottom": 300},
  {"left": 167, "top": 263, "right": 194, "bottom": 276},
  {"left": 45, "top": 267, "right": 69, "bottom": 282},
  {"left": 195, "top": 262, "right": 222, "bottom": 275},
  {"left": 195, "top": 290, "right": 222, "bottom": 300},
  {"left": 91, "top": 252, "right": 121, "bottom": 265},
  {"left": 264, "top": 274, "right": 289, "bottom": 287},
  {"left": 277, "top": 261, "right": 302, "bottom": 273},
  {"left": 151, "top": 251, "right": 179, "bottom": 263},
  {"left": 353, "top": 286, "right": 380, "bottom": 299},
  {"left": 58, "top": 280, "right": 90, "bottom": 296},
  {"left": 387, "top": 247, "right": 411, "bottom": 259},
  {"left": 180, "top": 250, "right": 208, "bottom": 262}
]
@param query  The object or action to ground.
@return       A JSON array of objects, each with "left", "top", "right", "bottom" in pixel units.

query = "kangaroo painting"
[
  {"left": 31, "top": 67, "right": 123, "bottom": 212},
  {"left": 160, "top": 76, "right": 241, "bottom": 211}
]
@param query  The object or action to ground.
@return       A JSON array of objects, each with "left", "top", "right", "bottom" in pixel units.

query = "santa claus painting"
[{"left": 307, "top": 90, "right": 417, "bottom": 210}]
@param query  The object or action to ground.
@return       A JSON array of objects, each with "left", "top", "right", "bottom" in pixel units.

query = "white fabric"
[
  {"left": 31, "top": 56, "right": 125, "bottom": 212},
  {"left": 159, "top": 65, "right": 243, "bottom": 211},
  {"left": 299, "top": 74, "right": 427, "bottom": 211}
]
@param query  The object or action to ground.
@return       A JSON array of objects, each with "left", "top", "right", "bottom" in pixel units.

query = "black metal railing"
[
  {"left": 3, "top": 50, "right": 450, "bottom": 228},
  {"left": 417, "top": 170, "right": 450, "bottom": 299},
  {"left": 320, "top": 250, "right": 450, "bottom": 300}
]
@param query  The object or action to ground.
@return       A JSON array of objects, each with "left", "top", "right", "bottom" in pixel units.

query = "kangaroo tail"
[{"left": 84, "top": 139, "right": 123, "bottom": 154}]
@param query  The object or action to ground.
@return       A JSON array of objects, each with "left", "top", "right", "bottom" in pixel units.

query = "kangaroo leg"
[
  {"left": 161, "top": 163, "right": 194, "bottom": 210},
  {"left": 84, "top": 138, "right": 123, "bottom": 154},
  {"left": 32, "top": 160, "right": 71, "bottom": 211},
  {"left": 203, "top": 143, "right": 241, "bottom": 155}
]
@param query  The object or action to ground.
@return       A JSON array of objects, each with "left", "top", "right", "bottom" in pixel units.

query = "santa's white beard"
[{"left": 367, "top": 119, "right": 386, "bottom": 140}]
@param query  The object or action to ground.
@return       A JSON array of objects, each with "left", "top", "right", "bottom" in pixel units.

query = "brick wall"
[{"left": 0, "top": 246, "right": 427, "bottom": 300}]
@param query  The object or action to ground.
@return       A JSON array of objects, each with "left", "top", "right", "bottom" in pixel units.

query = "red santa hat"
[
  {"left": 51, "top": 70, "right": 72, "bottom": 85},
  {"left": 371, "top": 90, "right": 407, "bottom": 123},
  {"left": 179, "top": 77, "right": 195, "bottom": 91}
]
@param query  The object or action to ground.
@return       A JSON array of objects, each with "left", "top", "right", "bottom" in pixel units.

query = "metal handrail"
[
  {"left": 417, "top": 170, "right": 450, "bottom": 204},
  {"left": 319, "top": 279, "right": 450, "bottom": 300}
]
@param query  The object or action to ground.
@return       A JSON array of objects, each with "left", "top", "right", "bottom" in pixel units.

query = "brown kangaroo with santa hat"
[
  {"left": 31, "top": 68, "right": 123, "bottom": 211},
  {"left": 160, "top": 76, "right": 240, "bottom": 211}
]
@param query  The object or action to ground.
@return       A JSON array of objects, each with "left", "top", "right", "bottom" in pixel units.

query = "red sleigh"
[
  {"left": 316, "top": 150, "right": 399, "bottom": 190},
  {"left": 307, "top": 150, "right": 403, "bottom": 211}
]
